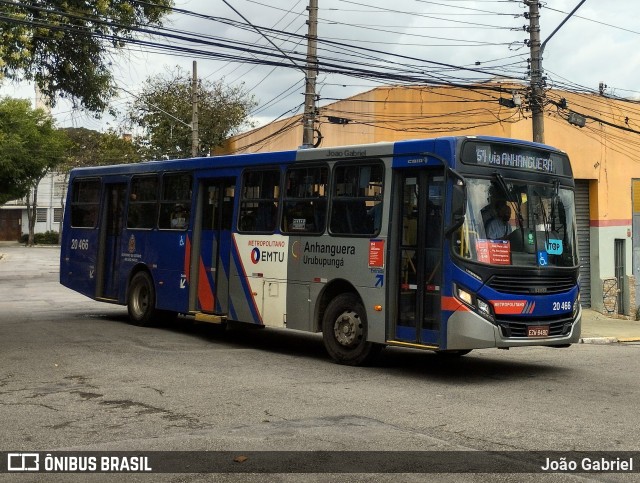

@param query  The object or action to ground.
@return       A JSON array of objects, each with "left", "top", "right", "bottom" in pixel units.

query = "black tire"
[
  {"left": 435, "top": 349, "right": 472, "bottom": 357},
  {"left": 322, "top": 293, "right": 382, "bottom": 366},
  {"left": 127, "top": 271, "right": 158, "bottom": 327}
]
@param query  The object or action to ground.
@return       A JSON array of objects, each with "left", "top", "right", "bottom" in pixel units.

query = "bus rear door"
[
  {"left": 96, "top": 182, "right": 127, "bottom": 301},
  {"left": 395, "top": 170, "right": 444, "bottom": 346}
]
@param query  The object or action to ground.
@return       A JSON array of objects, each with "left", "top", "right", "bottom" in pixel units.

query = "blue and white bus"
[{"left": 60, "top": 136, "right": 581, "bottom": 365}]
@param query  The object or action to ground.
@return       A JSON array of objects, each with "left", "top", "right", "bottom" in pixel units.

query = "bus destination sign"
[{"left": 461, "top": 141, "right": 571, "bottom": 176}]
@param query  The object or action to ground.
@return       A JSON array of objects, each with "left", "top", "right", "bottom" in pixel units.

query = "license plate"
[{"left": 528, "top": 326, "right": 549, "bottom": 337}]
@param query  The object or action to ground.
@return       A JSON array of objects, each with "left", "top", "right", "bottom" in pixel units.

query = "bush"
[{"left": 20, "top": 230, "right": 60, "bottom": 245}]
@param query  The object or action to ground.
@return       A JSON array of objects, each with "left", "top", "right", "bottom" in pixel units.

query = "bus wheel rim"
[
  {"left": 133, "top": 285, "right": 149, "bottom": 317},
  {"left": 333, "top": 310, "right": 362, "bottom": 347}
]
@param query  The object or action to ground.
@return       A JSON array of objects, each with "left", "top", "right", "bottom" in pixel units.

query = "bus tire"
[
  {"left": 127, "top": 271, "right": 158, "bottom": 326},
  {"left": 322, "top": 293, "right": 382, "bottom": 366}
]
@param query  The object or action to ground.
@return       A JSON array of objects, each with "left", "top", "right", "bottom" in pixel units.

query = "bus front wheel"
[
  {"left": 322, "top": 293, "right": 382, "bottom": 366},
  {"left": 127, "top": 271, "right": 157, "bottom": 326}
]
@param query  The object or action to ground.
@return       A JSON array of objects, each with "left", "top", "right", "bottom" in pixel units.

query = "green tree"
[
  {"left": 53, "top": 127, "right": 142, "bottom": 242},
  {"left": 0, "top": 97, "right": 69, "bottom": 244},
  {"left": 126, "top": 66, "right": 257, "bottom": 159},
  {"left": 61, "top": 127, "right": 142, "bottom": 168},
  {"left": 0, "top": 0, "right": 173, "bottom": 112}
]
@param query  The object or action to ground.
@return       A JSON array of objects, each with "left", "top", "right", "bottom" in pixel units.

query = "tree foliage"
[
  {"left": 0, "top": 0, "right": 173, "bottom": 112},
  {"left": 126, "top": 67, "right": 257, "bottom": 159},
  {"left": 61, "top": 127, "right": 142, "bottom": 171},
  {"left": 0, "top": 97, "right": 68, "bottom": 205}
]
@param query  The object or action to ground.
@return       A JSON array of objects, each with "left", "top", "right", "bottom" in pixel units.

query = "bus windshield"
[{"left": 454, "top": 176, "right": 578, "bottom": 268}]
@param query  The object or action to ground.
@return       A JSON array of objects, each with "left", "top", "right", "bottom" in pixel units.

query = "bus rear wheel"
[
  {"left": 127, "top": 271, "right": 158, "bottom": 326},
  {"left": 322, "top": 293, "right": 382, "bottom": 366}
]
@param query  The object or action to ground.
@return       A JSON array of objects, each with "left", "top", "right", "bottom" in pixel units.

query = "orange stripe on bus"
[
  {"left": 184, "top": 236, "right": 191, "bottom": 283},
  {"left": 441, "top": 296, "right": 469, "bottom": 312},
  {"left": 198, "top": 257, "right": 215, "bottom": 312}
]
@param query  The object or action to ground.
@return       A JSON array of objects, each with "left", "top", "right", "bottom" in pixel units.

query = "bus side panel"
[
  {"left": 228, "top": 234, "right": 290, "bottom": 326},
  {"left": 153, "top": 231, "right": 191, "bottom": 313},
  {"left": 118, "top": 230, "right": 190, "bottom": 312},
  {"left": 286, "top": 236, "right": 387, "bottom": 343},
  {"left": 60, "top": 228, "right": 100, "bottom": 299}
]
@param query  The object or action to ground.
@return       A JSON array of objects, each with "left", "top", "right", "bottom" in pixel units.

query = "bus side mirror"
[{"left": 445, "top": 172, "right": 466, "bottom": 236}]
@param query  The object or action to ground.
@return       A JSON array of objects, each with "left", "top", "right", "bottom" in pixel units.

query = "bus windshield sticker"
[
  {"left": 537, "top": 251, "right": 549, "bottom": 266},
  {"left": 475, "top": 239, "right": 511, "bottom": 265},
  {"left": 545, "top": 239, "right": 563, "bottom": 255}
]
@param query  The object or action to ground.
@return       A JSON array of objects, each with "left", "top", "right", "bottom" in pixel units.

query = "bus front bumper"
[{"left": 445, "top": 306, "right": 582, "bottom": 350}]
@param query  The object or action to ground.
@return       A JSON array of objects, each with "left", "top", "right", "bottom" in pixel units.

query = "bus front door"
[
  {"left": 96, "top": 182, "right": 127, "bottom": 301},
  {"left": 395, "top": 171, "right": 444, "bottom": 346},
  {"left": 192, "top": 177, "right": 236, "bottom": 314}
]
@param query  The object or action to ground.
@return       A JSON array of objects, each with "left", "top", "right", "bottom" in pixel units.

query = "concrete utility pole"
[
  {"left": 191, "top": 60, "right": 199, "bottom": 157},
  {"left": 527, "top": 1, "right": 544, "bottom": 144},
  {"left": 302, "top": 0, "right": 319, "bottom": 148},
  {"left": 528, "top": 0, "right": 588, "bottom": 144}
]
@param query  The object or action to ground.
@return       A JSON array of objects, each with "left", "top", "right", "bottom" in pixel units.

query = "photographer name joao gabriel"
[{"left": 541, "top": 456, "right": 634, "bottom": 472}]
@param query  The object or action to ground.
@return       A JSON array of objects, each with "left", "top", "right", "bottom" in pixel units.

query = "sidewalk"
[{"left": 580, "top": 308, "right": 640, "bottom": 344}]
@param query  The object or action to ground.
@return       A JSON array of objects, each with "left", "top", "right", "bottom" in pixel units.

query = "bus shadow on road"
[
  {"left": 88, "top": 312, "right": 571, "bottom": 382},
  {"left": 376, "top": 346, "right": 571, "bottom": 383}
]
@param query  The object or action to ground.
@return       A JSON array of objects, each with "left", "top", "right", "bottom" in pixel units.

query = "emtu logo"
[
  {"left": 8, "top": 453, "right": 39, "bottom": 471},
  {"left": 251, "top": 247, "right": 261, "bottom": 264}
]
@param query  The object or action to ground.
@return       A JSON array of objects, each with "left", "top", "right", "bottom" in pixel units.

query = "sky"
[{"left": 1, "top": 0, "right": 638, "bottom": 134}]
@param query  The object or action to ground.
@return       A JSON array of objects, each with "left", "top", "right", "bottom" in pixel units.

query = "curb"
[
  {"left": 580, "top": 337, "right": 640, "bottom": 344},
  {"left": 580, "top": 337, "right": 618, "bottom": 345}
]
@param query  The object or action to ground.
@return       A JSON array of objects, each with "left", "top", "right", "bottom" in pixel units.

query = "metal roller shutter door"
[{"left": 575, "top": 180, "right": 591, "bottom": 307}]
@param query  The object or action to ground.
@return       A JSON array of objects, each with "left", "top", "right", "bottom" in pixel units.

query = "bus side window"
[
  {"left": 239, "top": 169, "right": 280, "bottom": 233},
  {"left": 70, "top": 178, "right": 101, "bottom": 228},
  {"left": 158, "top": 173, "right": 192, "bottom": 230},
  {"left": 329, "top": 162, "right": 384, "bottom": 236},
  {"left": 281, "top": 165, "right": 328, "bottom": 234},
  {"left": 127, "top": 175, "right": 158, "bottom": 229}
]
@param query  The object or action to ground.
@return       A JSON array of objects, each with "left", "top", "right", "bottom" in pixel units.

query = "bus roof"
[{"left": 69, "top": 135, "right": 567, "bottom": 177}]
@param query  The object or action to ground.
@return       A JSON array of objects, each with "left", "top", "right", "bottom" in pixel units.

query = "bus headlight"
[
  {"left": 477, "top": 299, "right": 491, "bottom": 317},
  {"left": 456, "top": 287, "right": 473, "bottom": 306},
  {"left": 455, "top": 285, "right": 494, "bottom": 321}
]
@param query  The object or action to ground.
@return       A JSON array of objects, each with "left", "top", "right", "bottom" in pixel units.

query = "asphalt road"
[{"left": 1, "top": 245, "right": 639, "bottom": 482}]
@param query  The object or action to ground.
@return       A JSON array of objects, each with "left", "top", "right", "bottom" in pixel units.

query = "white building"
[{"left": 0, "top": 172, "right": 68, "bottom": 241}]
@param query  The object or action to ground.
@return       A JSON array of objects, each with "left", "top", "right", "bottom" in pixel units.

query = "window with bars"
[{"left": 36, "top": 208, "right": 48, "bottom": 223}]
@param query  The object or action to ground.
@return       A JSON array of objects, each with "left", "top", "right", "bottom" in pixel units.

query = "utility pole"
[
  {"left": 528, "top": 0, "right": 587, "bottom": 144},
  {"left": 191, "top": 60, "right": 199, "bottom": 157},
  {"left": 527, "top": 1, "right": 544, "bottom": 144},
  {"left": 302, "top": 0, "right": 318, "bottom": 148}
]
